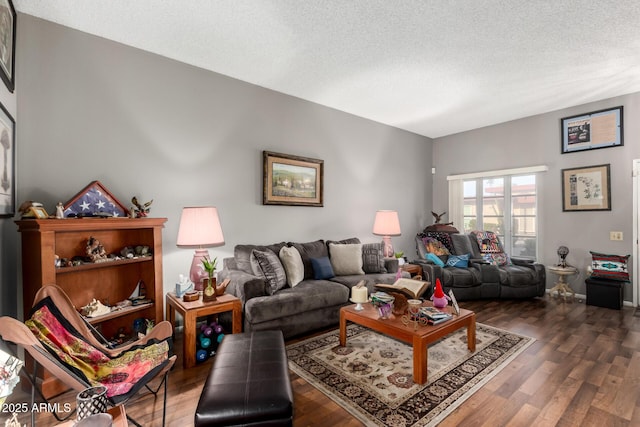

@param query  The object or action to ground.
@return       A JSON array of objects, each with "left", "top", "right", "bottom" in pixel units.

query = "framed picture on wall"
[
  {"left": 0, "top": 100, "right": 14, "bottom": 217},
  {"left": 560, "top": 106, "right": 623, "bottom": 154},
  {"left": 561, "top": 164, "right": 611, "bottom": 212},
  {"left": 0, "top": 0, "right": 15, "bottom": 92},
  {"left": 263, "top": 151, "right": 324, "bottom": 206}
]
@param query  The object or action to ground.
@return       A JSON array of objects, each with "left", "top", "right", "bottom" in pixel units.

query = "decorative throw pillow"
[
  {"left": 590, "top": 251, "right": 630, "bottom": 282},
  {"left": 328, "top": 243, "right": 365, "bottom": 276},
  {"left": 482, "top": 252, "right": 511, "bottom": 267},
  {"left": 426, "top": 252, "right": 445, "bottom": 267},
  {"left": 326, "top": 237, "right": 361, "bottom": 248},
  {"left": 421, "top": 236, "right": 451, "bottom": 256},
  {"left": 473, "top": 231, "right": 503, "bottom": 253},
  {"left": 251, "top": 249, "right": 288, "bottom": 294},
  {"left": 310, "top": 256, "right": 335, "bottom": 280},
  {"left": 279, "top": 246, "right": 304, "bottom": 287},
  {"left": 446, "top": 253, "right": 470, "bottom": 268},
  {"left": 361, "top": 243, "right": 386, "bottom": 273},
  {"left": 292, "top": 240, "right": 328, "bottom": 280}
]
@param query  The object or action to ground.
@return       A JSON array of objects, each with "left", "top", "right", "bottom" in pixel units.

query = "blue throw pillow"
[
  {"left": 446, "top": 253, "right": 470, "bottom": 268},
  {"left": 311, "top": 256, "right": 335, "bottom": 280},
  {"left": 426, "top": 252, "right": 445, "bottom": 267}
]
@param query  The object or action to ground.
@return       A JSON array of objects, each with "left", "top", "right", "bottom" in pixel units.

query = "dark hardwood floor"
[{"left": 6, "top": 294, "right": 640, "bottom": 426}]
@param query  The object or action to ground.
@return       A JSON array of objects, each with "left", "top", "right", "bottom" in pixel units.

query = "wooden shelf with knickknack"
[{"left": 16, "top": 217, "right": 167, "bottom": 398}]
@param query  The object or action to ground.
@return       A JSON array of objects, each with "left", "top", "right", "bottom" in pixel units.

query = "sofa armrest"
[
  {"left": 469, "top": 258, "right": 489, "bottom": 269},
  {"left": 411, "top": 259, "right": 444, "bottom": 285},
  {"left": 511, "top": 257, "right": 534, "bottom": 266},
  {"left": 222, "top": 257, "right": 239, "bottom": 271},
  {"left": 384, "top": 258, "right": 400, "bottom": 273},
  {"left": 217, "top": 268, "right": 267, "bottom": 305}
]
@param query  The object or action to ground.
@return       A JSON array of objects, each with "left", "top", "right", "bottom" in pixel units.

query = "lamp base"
[
  {"left": 381, "top": 236, "right": 394, "bottom": 258},
  {"left": 189, "top": 249, "right": 210, "bottom": 291}
]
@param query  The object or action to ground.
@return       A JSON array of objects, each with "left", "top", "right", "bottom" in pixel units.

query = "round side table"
[{"left": 547, "top": 265, "right": 578, "bottom": 300}]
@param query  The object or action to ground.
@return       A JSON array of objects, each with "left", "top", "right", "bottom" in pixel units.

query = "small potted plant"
[
  {"left": 394, "top": 251, "right": 405, "bottom": 266},
  {"left": 201, "top": 256, "right": 218, "bottom": 302}
]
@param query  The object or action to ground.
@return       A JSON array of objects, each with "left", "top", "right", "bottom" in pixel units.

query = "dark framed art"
[
  {"left": 263, "top": 151, "right": 324, "bottom": 206},
  {"left": 0, "top": 100, "right": 14, "bottom": 217},
  {"left": 561, "top": 106, "right": 623, "bottom": 154},
  {"left": 63, "top": 180, "right": 129, "bottom": 217},
  {"left": 561, "top": 164, "right": 611, "bottom": 212},
  {"left": 0, "top": 0, "right": 15, "bottom": 92}
]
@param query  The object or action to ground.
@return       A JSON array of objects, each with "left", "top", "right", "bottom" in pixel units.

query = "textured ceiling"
[{"left": 13, "top": 1, "right": 640, "bottom": 138}]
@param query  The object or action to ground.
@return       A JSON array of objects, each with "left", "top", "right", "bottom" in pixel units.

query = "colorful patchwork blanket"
[{"left": 26, "top": 297, "right": 170, "bottom": 399}]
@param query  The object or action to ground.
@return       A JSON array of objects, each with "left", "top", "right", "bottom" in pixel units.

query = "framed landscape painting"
[
  {"left": 263, "top": 151, "right": 323, "bottom": 206},
  {"left": 561, "top": 164, "right": 611, "bottom": 212}
]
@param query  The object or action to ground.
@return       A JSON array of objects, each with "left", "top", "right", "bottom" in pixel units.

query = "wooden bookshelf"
[{"left": 16, "top": 217, "right": 166, "bottom": 398}]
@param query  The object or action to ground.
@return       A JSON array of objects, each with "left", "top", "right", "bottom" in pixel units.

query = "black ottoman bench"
[{"left": 194, "top": 330, "right": 294, "bottom": 426}]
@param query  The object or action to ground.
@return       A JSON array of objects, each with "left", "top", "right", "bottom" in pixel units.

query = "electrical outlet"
[{"left": 610, "top": 231, "right": 623, "bottom": 241}]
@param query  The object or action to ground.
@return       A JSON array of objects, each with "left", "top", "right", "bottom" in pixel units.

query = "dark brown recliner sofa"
[{"left": 412, "top": 230, "right": 545, "bottom": 300}]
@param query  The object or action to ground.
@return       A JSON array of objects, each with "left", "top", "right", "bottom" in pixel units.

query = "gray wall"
[
  {"left": 0, "top": 57, "right": 16, "bottom": 320},
  {"left": 0, "top": 14, "right": 432, "bottom": 317},
  {"left": 433, "top": 93, "right": 640, "bottom": 301}
]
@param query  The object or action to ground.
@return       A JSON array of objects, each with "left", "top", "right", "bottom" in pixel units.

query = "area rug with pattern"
[{"left": 287, "top": 323, "right": 534, "bottom": 427}]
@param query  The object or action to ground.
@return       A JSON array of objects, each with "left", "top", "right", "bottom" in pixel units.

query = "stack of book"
[
  {"left": 371, "top": 291, "right": 395, "bottom": 305},
  {"left": 420, "top": 306, "right": 452, "bottom": 325}
]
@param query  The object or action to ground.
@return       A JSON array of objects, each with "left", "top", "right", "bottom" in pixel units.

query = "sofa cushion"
[
  {"left": 243, "top": 280, "right": 349, "bottom": 325},
  {"left": 279, "top": 246, "right": 304, "bottom": 287},
  {"left": 361, "top": 243, "right": 387, "bottom": 274},
  {"left": 439, "top": 267, "right": 482, "bottom": 288},
  {"left": 330, "top": 271, "right": 405, "bottom": 294},
  {"left": 292, "top": 240, "right": 328, "bottom": 280},
  {"left": 451, "top": 234, "right": 475, "bottom": 257},
  {"left": 328, "top": 243, "right": 365, "bottom": 276},
  {"left": 497, "top": 265, "right": 538, "bottom": 287},
  {"left": 251, "top": 249, "right": 288, "bottom": 295},
  {"left": 311, "top": 256, "right": 335, "bottom": 280},
  {"left": 234, "top": 242, "right": 287, "bottom": 274}
]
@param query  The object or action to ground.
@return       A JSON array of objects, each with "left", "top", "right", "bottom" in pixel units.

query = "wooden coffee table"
[{"left": 339, "top": 302, "right": 476, "bottom": 384}]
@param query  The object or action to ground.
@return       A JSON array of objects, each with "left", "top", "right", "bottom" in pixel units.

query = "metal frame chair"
[{"left": 0, "top": 284, "right": 176, "bottom": 426}]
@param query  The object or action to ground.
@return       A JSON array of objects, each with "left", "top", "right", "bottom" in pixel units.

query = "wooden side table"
[
  {"left": 165, "top": 292, "right": 242, "bottom": 368},
  {"left": 402, "top": 263, "right": 423, "bottom": 279}
]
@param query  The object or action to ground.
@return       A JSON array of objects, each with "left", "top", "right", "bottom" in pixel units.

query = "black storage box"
[{"left": 585, "top": 277, "right": 624, "bottom": 310}]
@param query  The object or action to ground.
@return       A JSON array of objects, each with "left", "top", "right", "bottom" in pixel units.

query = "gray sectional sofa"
[
  {"left": 218, "top": 238, "right": 408, "bottom": 338},
  {"left": 412, "top": 230, "right": 545, "bottom": 300}
]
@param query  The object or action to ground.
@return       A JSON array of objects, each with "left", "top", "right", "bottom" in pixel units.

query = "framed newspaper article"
[{"left": 561, "top": 106, "right": 623, "bottom": 154}]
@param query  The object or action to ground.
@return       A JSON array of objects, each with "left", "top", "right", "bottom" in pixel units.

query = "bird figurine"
[
  {"left": 131, "top": 196, "right": 153, "bottom": 218},
  {"left": 431, "top": 211, "right": 454, "bottom": 226},
  {"left": 431, "top": 278, "right": 450, "bottom": 308},
  {"left": 215, "top": 278, "right": 231, "bottom": 296}
]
